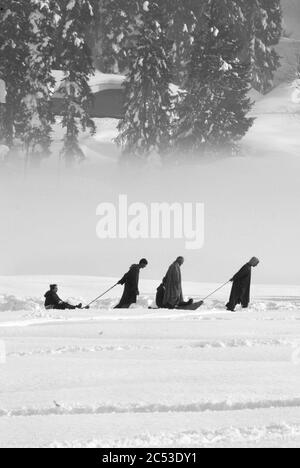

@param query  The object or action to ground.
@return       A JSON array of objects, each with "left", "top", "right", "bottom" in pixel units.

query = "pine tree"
[
  {"left": 176, "top": 0, "right": 254, "bottom": 155},
  {"left": 56, "top": 0, "right": 97, "bottom": 164},
  {"left": 163, "top": 0, "right": 194, "bottom": 87},
  {"left": 1, "top": 0, "right": 99, "bottom": 165},
  {"left": 21, "top": 0, "right": 57, "bottom": 165},
  {"left": 0, "top": 1, "right": 29, "bottom": 147},
  {"left": 163, "top": 0, "right": 206, "bottom": 87},
  {"left": 94, "top": 0, "right": 200, "bottom": 86},
  {"left": 244, "top": 0, "right": 282, "bottom": 93},
  {"left": 0, "top": 0, "right": 57, "bottom": 162},
  {"left": 117, "top": 0, "right": 174, "bottom": 160},
  {"left": 95, "top": 0, "right": 140, "bottom": 74}
]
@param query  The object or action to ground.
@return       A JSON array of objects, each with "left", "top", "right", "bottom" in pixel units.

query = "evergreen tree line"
[
  {"left": 0, "top": 0, "right": 98, "bottom": 165},
  {"left": 0, "top": 0, "right": 283, "bottom": 164},
  {"left": 97, "top": 0, "right": 282, "bottom": 159},
  {"left": 97, "top": 0, "right": 282, "bottom": 94}
]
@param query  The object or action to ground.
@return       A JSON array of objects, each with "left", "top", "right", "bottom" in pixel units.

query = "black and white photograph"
[{"left": 0, "top": 0, "right": 300, "bottom": 450}]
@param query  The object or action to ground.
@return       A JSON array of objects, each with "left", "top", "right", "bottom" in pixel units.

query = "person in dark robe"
[
  {"left": 226, "top": 257, "right": 260, "bottom": 312},
  {"left": 115, "top": 259, "right": 148, "bottom": 309},
  {"left": 156, "top": 278, "right": 193, "bottom": 309},
  {"left": 156, "top": 281, "right": 166, "bottom": 308},
  {"left": 163, "top": 257, "right": 185, "bottom": 309},
  {"left": 44, "top": 284, "right": 84, "bottom": 310}
]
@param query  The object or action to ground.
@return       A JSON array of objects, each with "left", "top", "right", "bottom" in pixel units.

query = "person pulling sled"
[
  {"left": 115, "top": 259, "right": 148, "bottom": 309},
  {"left": 226, "top": 257, "right": 260, "bottom": 312}
]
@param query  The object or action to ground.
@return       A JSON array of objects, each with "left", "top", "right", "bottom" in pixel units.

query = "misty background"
[{"left": 0, "top": 0, "right": 300, "bottom": 285}]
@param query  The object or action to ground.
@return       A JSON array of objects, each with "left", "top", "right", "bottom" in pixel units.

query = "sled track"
[
  {"left": 177, "top": 338, "right": 300, "bottom": 349},
  {"left": 2, "top": 397, "right": 300, "bottom": 419},
  {"left": 8, "top": 344, "right": 153, "bottom": 357},
  {"left": 7, "top": 337, "right": 299, "bottom": 357},
  {"left": 1, "top": 295, "right": 300, "bottom": 315},
  {"left": 47, "top": 423, "right": 300, "bottom": 448}
]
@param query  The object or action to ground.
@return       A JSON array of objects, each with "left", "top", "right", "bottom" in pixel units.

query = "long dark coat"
[
  {"left": 156, "top": 282, "right": 166, "bottom": 308},
  {"left": 163, "top": 262, "right": 183, "bottom": 308},
  {"left": 227, "top": 263, "right": 252, "bottom": 310},
  {"left": 44, "top": 290, "right": 61, "bottom": 308},
  {"left": 115, "top": 264, "right": 140, "bottom": 309}
]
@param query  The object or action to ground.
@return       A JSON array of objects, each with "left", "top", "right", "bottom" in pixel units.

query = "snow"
[
  {"left": 291, "top": 79, "right": 300, "bottom": 103},
  {"left": 52, "top": 70, "right": 125, "bottom": 96},
  {"left": 243, "top": 78, "right": 300, "bottom": 158},
  {"left": 0, "top": 145, "right": 9, "bottom": 162},
  {"left": 0, "top": 79, "right": 6, "bottom": 103},
  {"left": 66, "top": 0, "right": 76, "bottom": 11},
  {"left": 0, "top": 276, "right": 300, "bottom": 448},
  {"left": 274, "top": 37, "right": 300, "bottom": 86},
  {"left": 143, "top": 1, "right": 150, "bottom": 13}
]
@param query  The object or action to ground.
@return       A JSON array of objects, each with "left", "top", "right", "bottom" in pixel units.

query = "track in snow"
[
  {"left": 47, "top": 423, "right": 300, "bottom": 448},
  {"left": 2, "top": 397, "right": 300, "bottom": 418}
]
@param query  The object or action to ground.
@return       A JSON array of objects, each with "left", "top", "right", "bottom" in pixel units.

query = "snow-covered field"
[{"left": 1, "top": 277, "right": 300, "bottom": 448}]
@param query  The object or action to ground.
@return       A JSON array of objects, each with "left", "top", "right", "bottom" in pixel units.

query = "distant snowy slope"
[
  {"left": 275, "top": 38, "right": 300, "bottom": 85},
  {"left": 250, "top": 0, "right": 299, "bottom": 88},
  {"left": 274, "top": 0, "right": 300, "bottom": 86},
  {"left": 282, "top": 0, "right": 300, "bottom": 39},
  {"left": 46, "top": 117, "right": 120, "bottom": 168},
  {"left": 252, "top": 81, "right": 300, "bottom": 114},
  {"left": 243, "top": 79, "right": 300, "bottom": 157}
]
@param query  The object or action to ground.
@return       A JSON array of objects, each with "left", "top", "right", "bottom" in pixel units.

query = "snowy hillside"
[
  {"left": 243, "top": 79, "right": 300, "bottom": 157},
  {"left": 282, "top": 0, "right": 300, "bottom": 39},
  {"left": 275, "top": 38, "right": 300, "bottom": 85},
  {"left": 0, "top": 277, "right": 300, "bottom": 448}
]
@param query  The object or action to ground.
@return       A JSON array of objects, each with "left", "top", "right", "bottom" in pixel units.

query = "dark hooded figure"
[
  {"left": 156, "top": 281, "right": 166, "bottom": 308},
  {"left": 163, "top": 257, "right": 184, "bottom": 309},
  {"left": 115, "top": 259, "right": 148, "bottom": 309},
  {"left": 44, "top": 284, "right": 84, "bottom": 310},
  {"left": 156, "top": 277, "right": 193, "bottom": 309},
  {"left": 226, "top": 257, "right": 260, "bottom": 312}
]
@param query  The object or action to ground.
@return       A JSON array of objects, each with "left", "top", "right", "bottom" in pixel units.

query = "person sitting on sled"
[
  {"left": 44, "top": 284, "right": 87, "bottom": 310},
  {"left": 226, "top": 257, "right": 260, "bottom": 312},
  {"left": 115, "top": 259, "right": 148, "bottom": 309}
]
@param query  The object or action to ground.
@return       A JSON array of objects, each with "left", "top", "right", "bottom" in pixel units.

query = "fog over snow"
[{"left": 1, "top": 77, "right": 300, "bottom": 285}]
